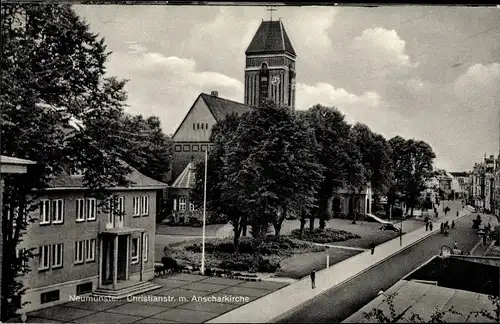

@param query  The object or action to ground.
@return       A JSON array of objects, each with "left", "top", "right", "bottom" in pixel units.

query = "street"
[{"left": 275, "top": 212, "right": 481, "bottom": 323}]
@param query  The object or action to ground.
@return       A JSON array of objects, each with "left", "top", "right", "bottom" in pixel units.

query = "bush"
[
  {"left": 207, "top": 213, "right": 228, "bottom": 225},
  {"left": 290, "top": 228, "right": 360, "bottom": 244}
]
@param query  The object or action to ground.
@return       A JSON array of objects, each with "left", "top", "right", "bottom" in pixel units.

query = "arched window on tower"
[
  {"left": 288, "top": 64, "right": 295, "bottom": 107},
  {"left": 259, "top": 62, "right": 269, "bottom": 104}
]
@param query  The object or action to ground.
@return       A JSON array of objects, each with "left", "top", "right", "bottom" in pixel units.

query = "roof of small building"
[
  {"left": 201, "top": 93, "right": 255, "bottom": 122},
  {"left": 1, "top": 155, "right": 36, "bottom": 165},
  {"left": 171, "top": 162, "right": 196, "bottom": 189},
  {"left": 48, "top": 160, "right": 167, "bottom": 190},
  {"left": 450, "top": 171, "right": 469, "bottom": 177},
  {"left": 343, "top": 280, "right": 497, "bottom": 323},
  {"left": 245, "top": 20, "right": 296, "bottom": 57}
]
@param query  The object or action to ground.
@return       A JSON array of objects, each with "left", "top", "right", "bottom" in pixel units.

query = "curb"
[{"left": 270, "top": 211, "right": 470, "bottom": 323}]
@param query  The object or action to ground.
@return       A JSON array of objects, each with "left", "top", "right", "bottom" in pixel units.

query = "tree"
[
  {"left": 1, "top": 4, "right": 131, "bottom": 320},
  {"left": 350, "top": 124, "right": 393, "bottom": 218},
  {"left": 192, "top": 113, "right": 247, "bottom": 250},
  {"left": 388, "top": 136, "right": 436, "bottom": 218},
  {"left": 116, "top": 114, "right": 172, "bottom": 182},
  {"left": 299, "top": 105, "right": 352, "bottom": 230},
  {"left": 226, "top": 101, "right": 323, "bottom": 238}
]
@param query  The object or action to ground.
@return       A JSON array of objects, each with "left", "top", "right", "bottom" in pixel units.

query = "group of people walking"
[{"left": 440, "top": 220, "right": 455, "bottom": 235}]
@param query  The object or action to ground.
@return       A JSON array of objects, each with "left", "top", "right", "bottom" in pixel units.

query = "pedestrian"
[
  {"left": 425, "top": 222, "right": 429, "bottom": 231},
  {"left": 310, "top": 269, "right": 316, "bottom": 289},
  {"left": 483, "top": 234, "right": 487, "bottom": 246},
  {"left": 371, "top": 242, "right": 376, "bottom": 255},
  {"left": 429, "top": 222, "right": 433, "bottom": 231},
  {"left": 456, "top": 210, "right": 459, "bottom": 217},
  {"left": 451, "top": 220, "right": 455, "bottom": 229},
  {"left": 440, "top": 222, "right": 444, "bottom": 234}
]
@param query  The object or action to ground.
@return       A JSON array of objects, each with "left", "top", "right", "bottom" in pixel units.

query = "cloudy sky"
[{"left": 74, "top": 5, "right": 500, "bottom": 171}]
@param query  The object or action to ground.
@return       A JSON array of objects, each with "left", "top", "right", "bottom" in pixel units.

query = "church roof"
[
  {"left": 171, "top": 162, "right": 196, "bottom": 189},
  {"left": 201, "top": 93, "right": 254, "bottom": 122},
  {"left": 245, "top": 20, "right": 296, "bottom": 57},
  {"left": 171, "top": 93, "right": 254, "bottom": 140}
]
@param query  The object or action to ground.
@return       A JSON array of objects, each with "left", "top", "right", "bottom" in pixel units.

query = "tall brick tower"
[{"left": 244, "top": 19, "right": 297, "bottom": 109}]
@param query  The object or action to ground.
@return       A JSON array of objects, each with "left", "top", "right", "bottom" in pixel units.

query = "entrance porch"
[{"left": 98, "top": 228, "right": 145, "bottom": 289}]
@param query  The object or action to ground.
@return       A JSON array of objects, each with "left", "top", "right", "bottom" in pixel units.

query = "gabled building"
[
  {"left": 17, "top": 161, "right": 167, "bottom": 313},
  {"left": 449, "top": 171, "right": 470, "bottom": 200},
  {"left": 169, "top": 92, "right": 255, "bottom": 182}
]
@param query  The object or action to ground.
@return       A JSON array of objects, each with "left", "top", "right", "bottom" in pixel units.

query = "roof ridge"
[
  {"left": 279, "top": 20, "right": 286, "bottom": 51},
  {"left": 201, "top": 93, "right": 253, "bottom": 109}
]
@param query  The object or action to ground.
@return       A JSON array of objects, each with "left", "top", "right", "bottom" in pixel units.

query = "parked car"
[{"left": 380, "top": 223, "right": 400, "bottom": 232}]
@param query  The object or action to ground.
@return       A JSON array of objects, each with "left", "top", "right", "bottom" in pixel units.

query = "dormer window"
[{"left": 69, "top": 164, "right": 86, "bottom": 177}]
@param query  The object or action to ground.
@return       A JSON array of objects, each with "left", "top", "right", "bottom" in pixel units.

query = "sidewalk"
[{"left": 206, "top": 201, "right": 468, "bottom": 323}]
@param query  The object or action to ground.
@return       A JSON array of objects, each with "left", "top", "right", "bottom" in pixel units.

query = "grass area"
[
  {"left": 275, "top": 247, "right": 361, "bottom": 279},
  {"left": 289, "top": 228, "right": 360, "bottom": 244},
  {"left": 333, "top": 230, "right": 403, "bottom": 249},
  {"left": 165, "top": 235, "right": 328, "bottom": 273}
]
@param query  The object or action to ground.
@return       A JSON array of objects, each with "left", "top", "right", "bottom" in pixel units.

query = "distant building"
[
  {"left": 470, "top": 154, "right": 497, "bottom": 212},
  {"left": 438, "top": 173, "right": 453, "bottom": 200},
  {"left": 333, "top": 184, "right": 373, "bottom": 217},
  {"left": 17, "top": 161, "right": 167, "bottom": 313},
  {"left": 168, "top": 162, "right": 198, "bottom": 225},
  {"left": 449, "top": 171, "right": 470, "bottom": 200}
]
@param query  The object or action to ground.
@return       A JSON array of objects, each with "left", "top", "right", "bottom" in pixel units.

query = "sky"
[{"left": 74, "top": 5, "right": 500, "bottom": 172}]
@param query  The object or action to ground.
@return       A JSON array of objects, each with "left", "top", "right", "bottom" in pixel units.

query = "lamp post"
[{"left": 200, "top": 149, "right": 208, "bottom": 275}]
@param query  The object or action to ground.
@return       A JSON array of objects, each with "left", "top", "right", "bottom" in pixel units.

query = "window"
[
  {"left": 86, "top": 198, "right": 96, "bottom": 221},
  {"left": 107, "top": 199, "right": 113, "bottom": 225},
  {"left": 201, "top": 145, "right": 208, "bottom": 152},
  {"left": 40, "top": 200, "right": 51, "bottom": 224},
  {"left": 174, "top": 145, "right": 182, "bottom": 152},
  {"left": 133, "top": 197, "right": 141, "bottom": 216},
  {"left": 143, "top": 235, "right": 148, "bottom": 262},
  {"left": 205, "top": 123, "right": 209, "bottom": 130},
  {"left": 76, "top": 282, "right": 93, "bottom": 296},
  {"left": 76, "top": 199, "right": 85, "bottom": 222},
  {"left": 141, "top": 196, "right": 149, "bottom": 216},
  {"left": 192, "top": 123, "right": 195, "bottom": 130},
  {"left": 52, "top": 243, "right": 63, "bottom": 269},
  {"left": 85, "top": 239, "right": 95, "bottom": 262},
  {"left": 179, "top": 196, "right": 186, "bottom": 211},
  {"left": 192, "top": 145, "right": 199, "bottom": 152},
  {"left": 117, "top": 196, "right": 125, "bottom": 222},
  {"left": 183, "top": 145, "right": 190, "bottom": 152},
  {"left": 74, "top": 241, "right": 84, "bottom": 264},
  {"left": 51, "top": 199, "right": 64, "bottom": 224},
  {"left": 197, "top": 123, "right": 200, "bottom": 130},
  {"left": 189, "top": 203, "right": 195, "bottom": 211},
  {"left": 41, "top": 290, "right": 60, "bottom": 304},
  {"left": 201, "top": 123, "right": 204, "bottom": 130},
  {"left": 39, "top": 245, "right": 50, "bottom": 271},
  {"left": 131, "top": 238, "right": 139, "bottom": 264}
]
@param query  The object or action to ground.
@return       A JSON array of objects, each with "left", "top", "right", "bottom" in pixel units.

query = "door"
[{"left": 117, "top": 236, "right": 128, "bottom": 280}]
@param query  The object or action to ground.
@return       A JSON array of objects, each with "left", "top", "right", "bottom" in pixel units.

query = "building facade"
[
  {"left": 244, "top": 20, "right": 297, "bottom": 109},
  {"left": 449, "top": 171, "right": 470, "bottom": 200},
  {"left": 17, "top": 163, "right": 166, "bottom": 313},
  {"left": 469, "top": 154, "right": 497, "bottom": 212}
]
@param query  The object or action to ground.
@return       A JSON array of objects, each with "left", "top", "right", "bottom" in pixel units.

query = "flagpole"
[{"left": 201, "top": 149, "right": 208, "bottom": 275}]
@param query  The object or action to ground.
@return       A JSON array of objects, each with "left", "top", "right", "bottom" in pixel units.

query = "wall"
[{"left": 172, "top": 98, "right": 217, "bottom": 142}]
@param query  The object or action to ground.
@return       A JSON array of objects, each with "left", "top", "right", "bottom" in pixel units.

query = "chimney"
[{"left": 210, "top": 91, "right": 218, "bottom": 97}]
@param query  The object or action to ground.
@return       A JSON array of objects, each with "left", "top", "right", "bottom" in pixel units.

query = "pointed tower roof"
[{"left": 245, "top": 20, "right": 296, "bottom": 57}]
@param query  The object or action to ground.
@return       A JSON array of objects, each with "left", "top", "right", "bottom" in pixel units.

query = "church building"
[{"left": 167, "top": 18, "right": 297, "bottom": 222}]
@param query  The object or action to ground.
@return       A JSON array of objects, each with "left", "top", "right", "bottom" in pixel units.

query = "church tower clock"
[{"left": 244, "top": 18, "right": 297, "bottom": 109}]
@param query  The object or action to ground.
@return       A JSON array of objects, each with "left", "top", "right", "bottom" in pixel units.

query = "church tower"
[{"left": 244, "top": 19, "right": 297, "bottom": 109}]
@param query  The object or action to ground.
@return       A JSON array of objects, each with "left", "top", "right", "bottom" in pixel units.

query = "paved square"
[
  {"left": 153, "top": 278, "right": 193, "bottom": 288},
  {"left": 219, "top": 286, "right": 274, "bottom": 297},
  {"left": 133, "top": 319, "right": 182, "bottom": 324},
  {"left": 152, "top": 308, "right": 219, "bottom": 323},
  {"left": 60, "top": 299, "right": 127, "bottom": 311},
  {"left": 237, "top": 280, "right": 288, "bottom": 290},
  {"left": 199, "top": 277, "right": 243, "bottom": 286},
  {"left": 27, "top": 305, "right": 97, "bottom": 322},
  {"left": 106, "top": 303, "right": 167, "bottom": 317},
  {"left": 178, "top": 300, "right": 240, "bottom": 313},
  {"left": 154, "top": 287, "right": 211, "bottom": 299},
  {"left": 181, "top": 282, "right": 228, "bottom": 292},
  {"left": 25, "top": 274, "right": 290, "bottom": 323},
  {"left": 71, "top": 311, "right": 143, "bottom": 323}
]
